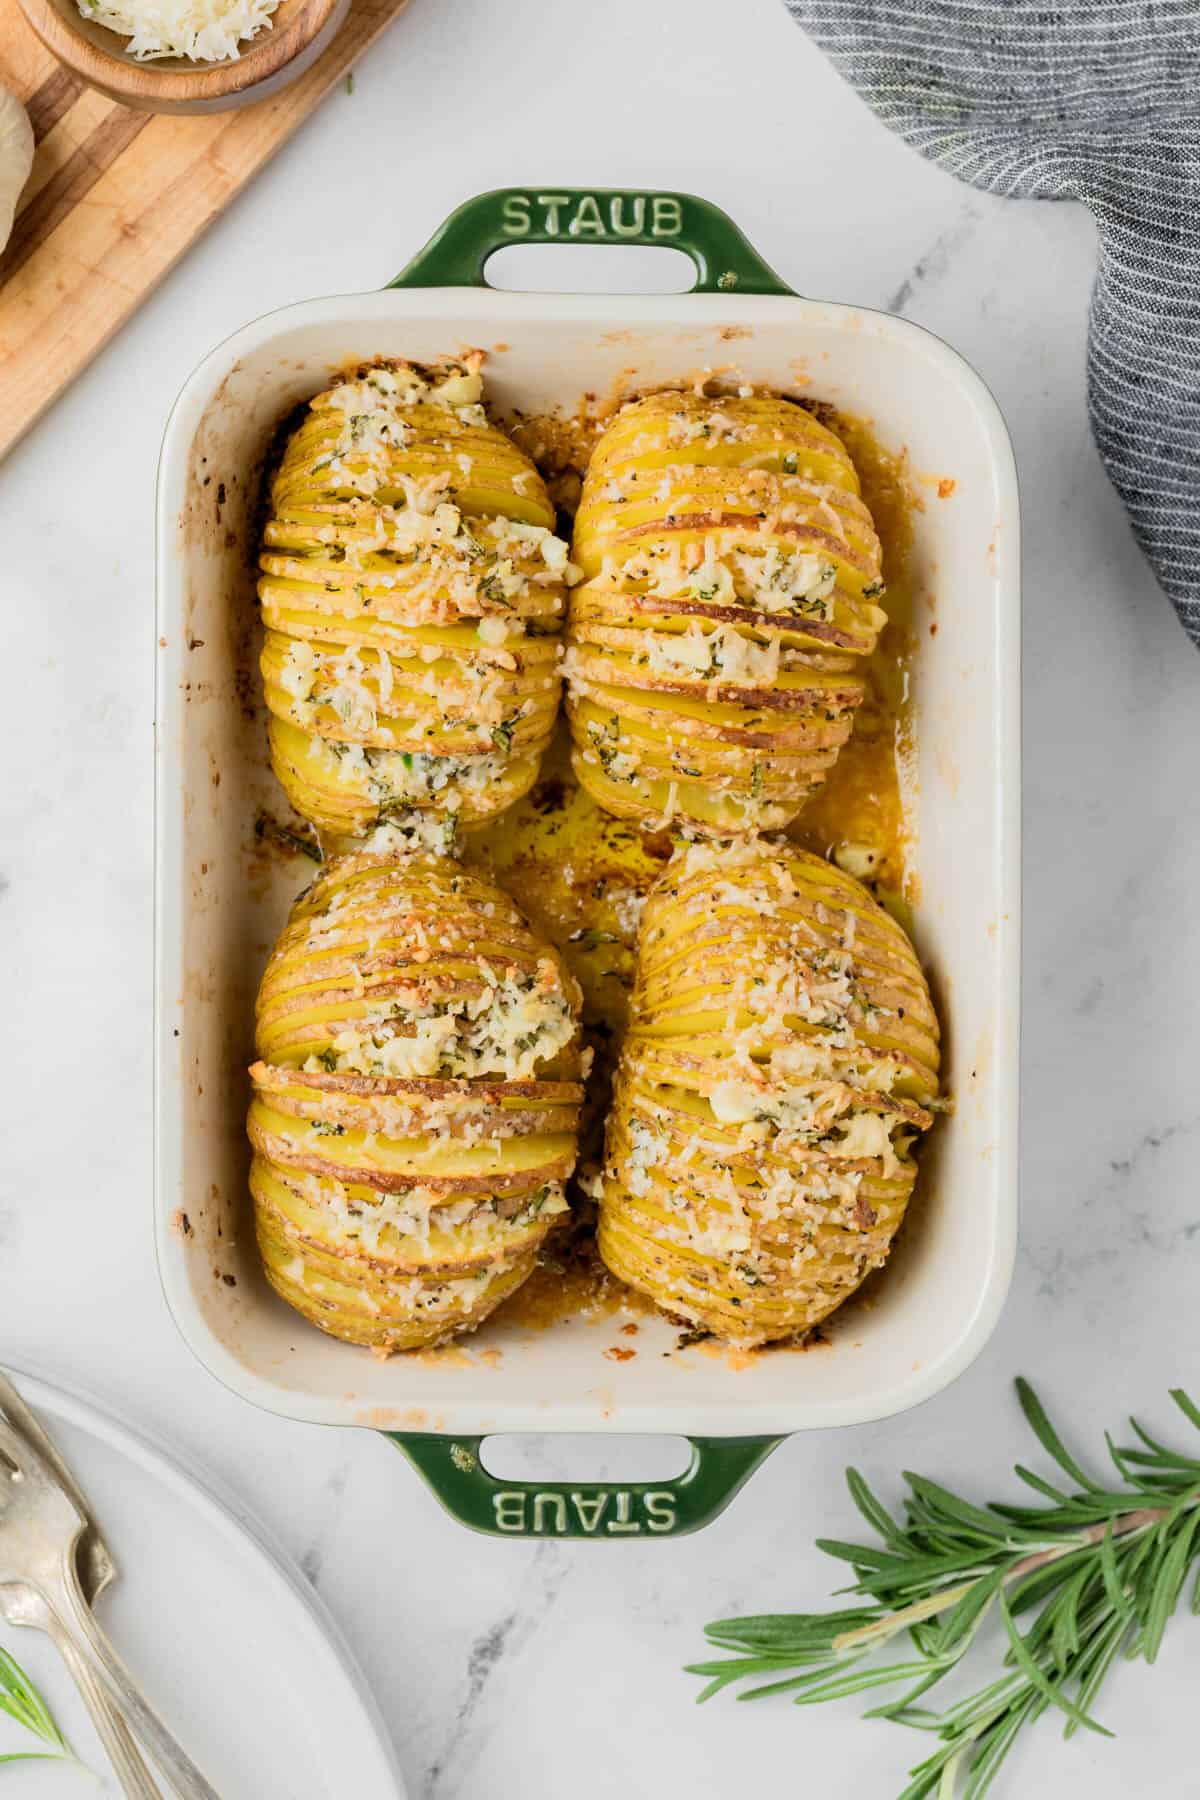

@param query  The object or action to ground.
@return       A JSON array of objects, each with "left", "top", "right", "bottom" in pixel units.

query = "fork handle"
[
  {"left": 51, "top": 1567, "right": 219, "bottom": 1800},
  {"left": 43, "top": 1613, "right": 164, "bottom": 1799}
]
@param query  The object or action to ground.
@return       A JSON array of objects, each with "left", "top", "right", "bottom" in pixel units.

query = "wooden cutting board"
[{"left": 0, "top": 0, "right": 409, "bottom": 462}]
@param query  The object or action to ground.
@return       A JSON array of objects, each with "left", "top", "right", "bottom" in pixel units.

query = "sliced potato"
[
  {"left": 258, "top": 358, "right": 574, "bottom": 842},
  {"left": 250, "top": 845, "right": 583, "bottom": 1352},
  {"left": 598, "top": 838, "right": 940, "bottom": 1345},
  {"left": 565, "top": 392, "right": 887, "bottom": 835}
]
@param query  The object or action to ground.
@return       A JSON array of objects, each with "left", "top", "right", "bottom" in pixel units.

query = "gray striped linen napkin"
[{"left": 782, "top": 0, "right": 1200, "bottom": 648}]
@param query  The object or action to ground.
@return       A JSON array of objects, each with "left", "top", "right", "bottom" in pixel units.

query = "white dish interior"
[{"left": 155, "top": 287, "right": 1019, "bottom": 1438}]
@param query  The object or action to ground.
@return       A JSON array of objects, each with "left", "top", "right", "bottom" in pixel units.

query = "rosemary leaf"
[
  {"left": 846, "top": 1469, "right": 909, "bottom": 1549},
  {"left": 1015, "top": 1377, "right": 1106, "bottom": 1493},
  {"left": 0, "top": 1643, "right": 70, "bottom": 1756}
]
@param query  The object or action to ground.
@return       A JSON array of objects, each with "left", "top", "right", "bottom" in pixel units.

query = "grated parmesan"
[{"left": 76, "top": 0, "right": 280, "bottom": 60}]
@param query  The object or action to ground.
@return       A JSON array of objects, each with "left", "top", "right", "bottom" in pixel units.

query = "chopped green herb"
[
  {"left": 478, "top": 571, "right": 513, "bottom": 607},
  {"left": 255, "top": 814, "right": 323, "bottom": 863},
  {"left": 568, "top": 929, "right": 621, "bottom": 950}
]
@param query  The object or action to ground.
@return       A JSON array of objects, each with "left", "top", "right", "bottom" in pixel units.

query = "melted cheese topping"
[
  {"left": 314, "top": 966, "right": 577, "bottom": 1083},
  {"left": 637, "top": 541, "right": 839, "bottom": 619}
]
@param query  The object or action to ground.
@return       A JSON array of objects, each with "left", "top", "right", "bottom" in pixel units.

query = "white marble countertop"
[{"left": 4, "top": 0, "right": 1200, "bottom": 1793}]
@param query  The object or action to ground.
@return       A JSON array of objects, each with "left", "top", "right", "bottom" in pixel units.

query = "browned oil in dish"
[
  {"left": 498, "top": 1214, "right": 657, "bottom": 1331},
  {"left": 471, "top": 397, "right": 920, "bottom": 1341}
]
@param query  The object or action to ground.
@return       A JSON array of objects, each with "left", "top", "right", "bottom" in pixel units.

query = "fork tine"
[
  {"left": 0, "top": 1416, "right": 85, "bottom": 1584},
  {"left": 0, "top": 1372, "right": 115, "bottom": 1602},
  {"left": 0, "top": 1374, "right": 100, "bottom": 1538},
  {"left": 0, "top": 1413, "right": 70, "bottom": 1492}
]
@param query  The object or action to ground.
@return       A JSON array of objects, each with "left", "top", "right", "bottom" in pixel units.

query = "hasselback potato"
[
  {"left": 598, "top": 839, "right": 940, "bottom": 1344},
  {"left": 258, "top": 357, "right": 574, "bottom": 843},
  {"left": 249, "top": 844, "right": 584, "bottom": 1351},
  {"left": 565, "top": 391, "right": 887, "bottom": 836}
]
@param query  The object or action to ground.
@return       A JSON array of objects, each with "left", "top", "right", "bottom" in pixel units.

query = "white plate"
[{"left": 0, "top": 1372, "right": 403, "bottom": 1799}]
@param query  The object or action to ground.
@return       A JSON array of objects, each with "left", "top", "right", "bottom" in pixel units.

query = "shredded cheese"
[{"left": 75, "top": 0, "right": 280, "bottom": 60}]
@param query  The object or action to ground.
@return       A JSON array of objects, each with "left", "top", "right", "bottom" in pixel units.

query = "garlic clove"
[{"left": 0, "top": 87, "right": 34, "bottom": 254}]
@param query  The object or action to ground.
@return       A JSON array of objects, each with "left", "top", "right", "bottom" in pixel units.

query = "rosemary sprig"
[
  {"left": 0, "top": 1643, "right": 71, "bottom": 1765},
  {"left": 688, "top": 1379, "right": 1200, "bottom": 1798}
]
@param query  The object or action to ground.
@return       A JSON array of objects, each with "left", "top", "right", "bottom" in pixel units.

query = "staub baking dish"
[{"left": 154, "top": 189, "right": 1020, "bottom": 1537}]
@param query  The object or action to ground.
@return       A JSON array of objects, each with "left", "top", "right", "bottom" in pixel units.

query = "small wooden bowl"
[{"left": 15, "top": 0, "right": 351, "bottom": 113}]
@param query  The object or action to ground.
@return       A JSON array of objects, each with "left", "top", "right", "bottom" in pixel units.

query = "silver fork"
[
  {"left": 0, "top": 1375, "right": 161, "bottom": 1797},
  {"left": 1, "top": 1579, "right": 164, "bottom": 1797},
  {"left": 0, "top": 1414, "right": 219, "bottom": 1800}
]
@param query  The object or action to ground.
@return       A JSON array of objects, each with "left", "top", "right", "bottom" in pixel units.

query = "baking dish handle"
[
  {"left": 385, "top": 1432, "right": 784, "bottom": 1538},
  {"left": 387, "top": 188, "right": 794, "bottom": 296}
]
